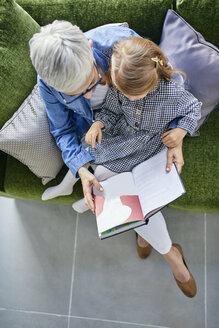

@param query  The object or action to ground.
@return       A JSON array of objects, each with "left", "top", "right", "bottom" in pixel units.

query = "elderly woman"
[{"left": 29, "top": 21, "right": 196, "bottom": 298}]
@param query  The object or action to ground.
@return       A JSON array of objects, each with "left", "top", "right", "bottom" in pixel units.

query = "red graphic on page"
[
  {"left": 94, "top": 195, "right": 105, "bottom": 216},
  {"left": 120, "top": 195, "right": 144, "bottom": 222},
  {"left": 94, "top": 195, "right": 144, "bottom": 222}
]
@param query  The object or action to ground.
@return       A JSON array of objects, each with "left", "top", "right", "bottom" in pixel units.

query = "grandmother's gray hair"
[{"left": 29, "top": 20, "right": 94, "bottom": 92}]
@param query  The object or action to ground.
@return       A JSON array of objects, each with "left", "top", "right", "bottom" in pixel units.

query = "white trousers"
[{"left": 94, "top": 165, "right": 172, "bottom": 255}]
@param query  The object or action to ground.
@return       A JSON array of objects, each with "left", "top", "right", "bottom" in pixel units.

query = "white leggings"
[{"left": 94, "top": 165, "right": 172, "bottom": 255}]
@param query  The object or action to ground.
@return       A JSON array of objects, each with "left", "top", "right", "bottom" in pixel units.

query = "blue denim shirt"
[{"left": 38, "top": 24, "right": 139, "bottom": 177}]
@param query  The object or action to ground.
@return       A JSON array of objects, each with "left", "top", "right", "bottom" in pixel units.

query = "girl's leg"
[
  {"left": 135, "top": 212, "right": 196, "bottom": 295},
  {"left": 135, "top": 211, "right": 172, "bottom": 254},
  {"left": 163, "top": 245, "right": 190, "bottom": 282},
  {"left": 42, "top": 169, "right": 79, "bottom": 200},
  {"left": 163, "top": 244, "right": 197, "bottom": 297}
]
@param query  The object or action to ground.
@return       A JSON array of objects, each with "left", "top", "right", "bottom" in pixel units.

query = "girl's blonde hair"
[{"left": 111, "top": 36, "right": 186, "bottom": 96}]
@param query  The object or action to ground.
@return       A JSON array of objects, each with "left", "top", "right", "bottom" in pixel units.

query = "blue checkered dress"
[{"left": 89, "top": 79, "right": 201, "bottom": 173}]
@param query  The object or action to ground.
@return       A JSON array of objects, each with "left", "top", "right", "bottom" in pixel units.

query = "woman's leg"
[{"left": 42, "top": 169, "right": 79, "bottom": 200}]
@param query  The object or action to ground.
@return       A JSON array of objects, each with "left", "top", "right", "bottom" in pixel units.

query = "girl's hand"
[
  {"left": 85, "top": 121, "right": 105, "bottom": 148},
  {"left": 161, "top": 127, "right": 187, "bottom": 148},
  {"left": 78, "top": 166, "right": 103, "bottom": 213}
]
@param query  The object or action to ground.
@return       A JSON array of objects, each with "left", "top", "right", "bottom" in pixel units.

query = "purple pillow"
[{"left": 159, "top": 9, "right": 219, "bottom": 136}]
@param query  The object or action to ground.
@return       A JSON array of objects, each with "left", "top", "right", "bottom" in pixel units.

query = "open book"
[{"left": 93, "top": 149, "right": 186, "bottom": 240}]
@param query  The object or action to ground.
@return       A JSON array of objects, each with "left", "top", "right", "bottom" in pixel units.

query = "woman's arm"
[
  {"left": 38, "top": 77, "right": 94, "bottom": 177},
  {"left": 78, "top": 166, "right": 103, "bottom": 213},
  {"left": 166, "top": 141, "right": 184, "bottom": 174}
]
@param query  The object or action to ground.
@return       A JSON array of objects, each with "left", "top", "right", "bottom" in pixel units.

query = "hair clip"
[{"left": 151, "top": 57, "right": 163, "bottom": 66}]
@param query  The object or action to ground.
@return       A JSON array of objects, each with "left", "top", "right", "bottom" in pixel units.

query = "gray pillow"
[
  {"left": 0, "top": 84, "right": 64, "bottom": 185},
  {"left": 159, "top": 9, "right": 219, "bottom": 136}
]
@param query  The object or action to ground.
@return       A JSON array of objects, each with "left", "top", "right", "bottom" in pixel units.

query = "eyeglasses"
[{"left": 71, "top": 62, "right": 102, "bottom": 102}]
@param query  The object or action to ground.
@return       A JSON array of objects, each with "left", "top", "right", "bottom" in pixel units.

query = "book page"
[
  {"left": 93, "top": 172, "right": 144, "bottom": 234},
  {"left": 132, "top": 149, "right": 185, "bottom": 217}
]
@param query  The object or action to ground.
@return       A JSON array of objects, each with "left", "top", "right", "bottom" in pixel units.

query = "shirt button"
[
  {"left": 135, "top": 122, "right": 139, "bottom": 127},
  {"left": 136, "top": 109, "right": 141, "bottom": 115},
  {"left": 63, "top": 99, "right": 67, "bottom": 103}
]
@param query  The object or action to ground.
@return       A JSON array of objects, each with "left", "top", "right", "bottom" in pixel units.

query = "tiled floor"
[{"left": 0, "top": 196, "right": 218, "bottom": 328}]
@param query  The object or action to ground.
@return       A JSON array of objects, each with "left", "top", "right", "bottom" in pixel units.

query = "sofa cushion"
[
  {"left": 176, "top": 0, "right": 219, "bottom": 48},
  {"left": 159, "top": 9, "right": 219, "bottom": 135},
  {"left": 16, "top": 0, "right": 173, "bottom": 44},
  {"left": 0, "top": 85, "right": 64, "bottom": 185},
  {"left": 0, "top": 0, "right": 40, "bottom": 129}
]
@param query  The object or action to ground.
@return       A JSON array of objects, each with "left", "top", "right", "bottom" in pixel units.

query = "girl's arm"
[
  {"left": 94, "top": 87, "right": 123, "bottom": 128},
  {"left": 176, "top": 90, "right": 202, "bottom": 135},
  {"left": 162, "top": 89, "right": 202, "bottom": 147},
  {"left": 161, "top": 127, "right": 187, "bottom": 148},
  {"left": 85, "top": 87, "right": 122, "bottom": 147},
  {"left": 85, "top": 121, "right": 105, "bottom": 148}
]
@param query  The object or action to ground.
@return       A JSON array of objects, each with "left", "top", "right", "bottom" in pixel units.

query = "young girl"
[
  {"left": 85, "top": 37, "right": 200, "bottom": 174},
  {"left": 42, "top": 37, "right": 201, "bottom": 298}
]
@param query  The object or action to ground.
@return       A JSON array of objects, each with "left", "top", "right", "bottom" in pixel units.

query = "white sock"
[
  {"left": 72, "top": 198, "right": 89, "bottom": 213},
  {"left": 42, "top": 169, "right": 79, "bottom": 201}
]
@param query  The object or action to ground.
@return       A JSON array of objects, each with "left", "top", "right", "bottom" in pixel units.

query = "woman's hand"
[
  {"left": 166, "top": 141, "right": 184, "bottom": 174},
  {"left": 85, "top": 121, "right": 105, "bottom": 148},
  {"left": 78, "top": 166, "right": 103, "bottom": 213},
  {"left": 161, "top": 127, "right": 187, "bottom": 148}
]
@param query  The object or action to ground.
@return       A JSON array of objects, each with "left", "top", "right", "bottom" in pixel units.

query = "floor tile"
[
  {"left": 1, "top": 195, "right": 218, "bottom": 328},
  {"left": 71, "top": 208, "right": 205, "bottom": 328},
  {"left": 0, "top": 309, "right": 68, "bottom": 328},
  {"left": 206, "top": 213, "right": 219, "bottom": 328},
  {"left": 0, "top": 197, "right": 76, "bottom": 314}
]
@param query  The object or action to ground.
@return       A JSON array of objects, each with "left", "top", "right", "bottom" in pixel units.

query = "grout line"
[
  {"left": 204, "top": 213, "right": 207, "bottom": 328},
  {"left": 68, "top": 315, "right": 172, "bottom": 328},
  {"left": 67, "top": 213, "right": 79, "bottom": 328},
  {"left": 0, "top": 308, "right": 172, "bottom": 328},
  {"left": 0, "top": 308, "right": 66, "bottom": 318}
]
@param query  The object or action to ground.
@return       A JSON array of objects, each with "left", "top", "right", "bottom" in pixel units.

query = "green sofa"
[{"left": 0, "top": 0, "right": 218, "bottom": 213}]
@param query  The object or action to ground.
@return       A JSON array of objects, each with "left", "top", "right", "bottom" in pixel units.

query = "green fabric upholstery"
[
  {"left": 16, "top": 0, "right": 172, "bottom": 44},
  {"left": 176, "top": 0, "right": 219, "bottom": 48},
  {"left": 169, "top": 107, "right": 219, "bottom": 213},
  {"left": 3, "top": 108, "right": 218, "bottom": 212},
  {"left": 0, "top": 0, "right": 40, "bottom": 129}
]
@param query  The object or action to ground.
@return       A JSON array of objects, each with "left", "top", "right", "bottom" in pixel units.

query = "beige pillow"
[{"left": 0, "top": 84, "right": 64, "bottom": 185}]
